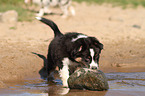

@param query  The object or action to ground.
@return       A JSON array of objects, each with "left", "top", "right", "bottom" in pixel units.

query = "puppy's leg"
[
  {"left": 59, "top": 58, "right": 70, "bottom": 87},
  {"left": 46, "top": 53, "right": 56, "bottom": 81}
]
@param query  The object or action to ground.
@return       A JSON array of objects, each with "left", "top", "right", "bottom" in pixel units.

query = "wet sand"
[{"left": 0, "top": 2, "right": 145, "bottom": 96}]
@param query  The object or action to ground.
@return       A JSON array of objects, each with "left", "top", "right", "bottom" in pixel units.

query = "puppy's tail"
[{"left": 36, "top": 17, "right": 63, "bottom": 37}]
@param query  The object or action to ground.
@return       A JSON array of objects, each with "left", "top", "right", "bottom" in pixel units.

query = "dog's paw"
[
  {"left": 62, "top": 83, "right": 69, "bottom": 88},
  {"left": 59, "top": 88, "right": 70, "bottom": 95}
]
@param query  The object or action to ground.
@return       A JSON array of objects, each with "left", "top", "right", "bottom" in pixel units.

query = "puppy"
[
  {"left": 24, "top": 0, "right": 75, "bottom": 17},
  {"left": 36, "top": 17, "right": 103, "bottom": 87}
]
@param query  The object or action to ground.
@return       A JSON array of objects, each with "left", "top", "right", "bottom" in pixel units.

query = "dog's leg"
[
  {"left": 36, "top": 1, "right": 45, "bottom": 17},
  {"left": 37, "top": 8, "right": 44, "bottom": 17},
  {"left": 46, "top": 52, "right": 57, "bottom": 81},
  {"left": 59, "top": 58, "right": 70, "bottom": 87},
  {"left": 68, "top": 6, "right": 75, "bottom": 16},
  {"left": 60, "top": 5, "right": 69, "bottom": 18},
  {"left": 44, "top": 6, "right": 52, "bottom": 14}
]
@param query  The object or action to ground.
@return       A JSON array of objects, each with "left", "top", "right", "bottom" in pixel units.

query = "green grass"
[
  {"left": 0, "top": 0, "right": 23, "bottom": 5},
  {"left": 1, "top": 0, "right": 145, "bottom": 21},
  {"left": 0, "top": 0, "right": 34, "bottom": 21},
  {"left": 74, "top": 0, "right": 145, "bottom": 8}
]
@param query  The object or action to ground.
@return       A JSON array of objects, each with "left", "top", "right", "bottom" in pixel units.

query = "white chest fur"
[{"left": 59, "top": 57, "right": 77, "bottom": 87}]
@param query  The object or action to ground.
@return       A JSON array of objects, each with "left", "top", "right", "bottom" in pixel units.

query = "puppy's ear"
[
  {"left": 90, "top": 37, "right": 103, "bottom": 50},
  {"left": 78, "top": 45, "right": 83, "bottom": 52},
  {"left": 72, "top": 45, "right": 83, "bottom": 56},
  {"left": 94, "top": 42, "right": 103, "bottom": 50},
  {"left": 71, "top": 47, "right": 83, "bottom": 62}
]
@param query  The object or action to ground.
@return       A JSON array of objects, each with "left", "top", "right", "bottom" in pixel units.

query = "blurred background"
[
  {"left": 1, "top": 0, "right": 145, "bottom": 21},
  {"left": 0, "top": 0, "right": 145, "bottom": 96}
]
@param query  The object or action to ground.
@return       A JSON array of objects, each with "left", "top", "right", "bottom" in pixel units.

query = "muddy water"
[{"left": 0, "top": 72, "right": 145, "bottom": 96}]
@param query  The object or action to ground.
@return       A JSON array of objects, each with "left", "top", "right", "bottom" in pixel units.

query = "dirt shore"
[{"left": 0, "top": 2, "right": 145, "bottom": 88}]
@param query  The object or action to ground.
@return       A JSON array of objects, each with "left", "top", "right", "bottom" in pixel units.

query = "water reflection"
[
  {"left": 46, "top": 86, "right": 107, "bottom": 96},
  {"left": 0, "top": 72, "right": 145, "bottom": 96}
]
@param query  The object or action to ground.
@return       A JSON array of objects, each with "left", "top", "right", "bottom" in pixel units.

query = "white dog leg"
[
  {"left": 44, "top": 6, "right": 52, "bottom": 14},
  {"left": 37, "top": 8, "right": 44, "bottom": 17},
  {"left": 69, "top": 6, "right": 75, "bottom": 16},
  {"left": 60, "top": 5, "right": 69, "bottom": 18},
  {"left": 59, "top": 58, "right": 70, "bottom": 87}
]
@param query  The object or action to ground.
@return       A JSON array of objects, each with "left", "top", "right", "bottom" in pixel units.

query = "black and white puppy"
[{"left": 36, "top": 17, "right": 103, "bottom": 87}]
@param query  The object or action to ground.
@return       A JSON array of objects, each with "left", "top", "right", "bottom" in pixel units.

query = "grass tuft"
[
  {"left": 74, "top": 0, "right": 145, "bottom": 8},
  {"left": 0, "top": 0, "right": 34, "bottom": 21}
]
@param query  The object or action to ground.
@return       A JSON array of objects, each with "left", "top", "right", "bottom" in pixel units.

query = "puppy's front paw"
[
  {"left": 63, "top": 83, "right": 69, "bottom": 88},
  {"left": 59, "top": 88, "right": 70, "bottom": 95}
]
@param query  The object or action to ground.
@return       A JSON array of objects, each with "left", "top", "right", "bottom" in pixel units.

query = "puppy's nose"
[{"left": 91, "top": 66, "right": 98, "bottom": 70}]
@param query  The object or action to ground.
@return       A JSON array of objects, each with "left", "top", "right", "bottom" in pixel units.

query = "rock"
[
  {"left": 1, "top": 10, "right": 18, "bottom": 23},
  {"left": 132, "top": 24, "right": 141, "bottom": 29},
  {"left": 68, "top": 68, "right": 109, "bottom": 91}
]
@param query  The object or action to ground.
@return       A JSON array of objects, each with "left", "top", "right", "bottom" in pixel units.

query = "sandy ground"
[{"left": 0, "top": 2, "right": 145, "bottom": 88}]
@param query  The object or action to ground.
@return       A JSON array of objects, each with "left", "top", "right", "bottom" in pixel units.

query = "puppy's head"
[{"left": 71, "top": 37, "right": 103, "bottom": 70}]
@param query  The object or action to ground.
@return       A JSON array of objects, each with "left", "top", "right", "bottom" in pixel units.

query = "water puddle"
[
  {"left": 106, "top": 72, "right": 145, "bottom": 91},
  {"left": 0, "top": 72, "right": 145, "bottom": 96}
]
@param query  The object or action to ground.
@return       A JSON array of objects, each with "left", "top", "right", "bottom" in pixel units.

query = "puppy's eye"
[{"left": 88, "top": 56, "right": 91, "bottom": 59}]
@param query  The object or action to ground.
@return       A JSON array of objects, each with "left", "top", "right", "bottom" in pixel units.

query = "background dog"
[
  {"left": 36, "top": 17, "right": 103, "bottom": 87},
  {"left": 25, "top": 0, "right": 75, "bottom": 17}
]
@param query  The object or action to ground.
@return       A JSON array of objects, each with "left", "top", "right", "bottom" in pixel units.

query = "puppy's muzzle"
[{"left": 90, "top": 66, "right": 98, "bottom": 70}]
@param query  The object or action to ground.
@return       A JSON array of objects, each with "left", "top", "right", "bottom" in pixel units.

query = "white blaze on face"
[{"left": 89, "top": 49, "right": 99, "bottom": 69}]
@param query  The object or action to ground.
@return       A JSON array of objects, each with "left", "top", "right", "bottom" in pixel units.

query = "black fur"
[{"left": 37, "top": 17, "right": 103, "bottom": 84}]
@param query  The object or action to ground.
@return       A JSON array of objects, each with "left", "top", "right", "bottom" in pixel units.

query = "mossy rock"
[{"left": 68, "top": 68, "right": 109, "bottom": 91}]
